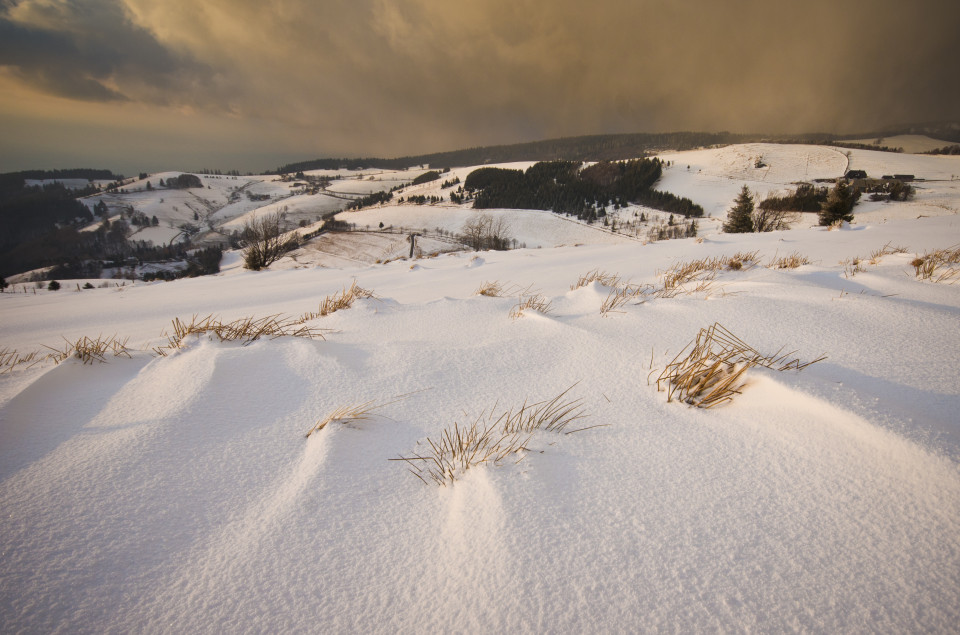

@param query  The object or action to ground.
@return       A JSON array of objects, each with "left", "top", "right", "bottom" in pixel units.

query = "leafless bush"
[
  {"left": 242, "top": 212, "right": 298, "bottom": 270},
  {"left": 461, "top": 213, "right": 513, "bottom": 251},
  {"left": 753, "top": 203, "right": 800, "bottom": 232}
]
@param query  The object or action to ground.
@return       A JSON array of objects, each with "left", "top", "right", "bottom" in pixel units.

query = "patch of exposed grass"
[
  {"left": 509, "top": 292, "right": 552, "bottom": 319},
  {"left": 912, "top": 245, "right": 960, "bottom": 283},
  {"left": 297, "top": 281, "right": 375, "bottom": 322},
  {"left": 769, "top": 252, "right": 811, "bottom": 269},
  {"left": 0, "top": 347, "right": 45, "bottom": 373},
  {"left": 47, "top": 335, "right": 133, "bottom": 365},
  {"left": 156, "top": 314, "right": 325, "bottom": 355},
  {"left": 475, "top": 280, "right": 525, "bottom": 297},
  {"left": 394, "top": 385, "right": 595, "bottom": 486},
  {"left": 657, "top": 323, "right": 825, "bottom": 409},
  {"left": 306, "top": 391, "right": 421, "bottom": 438},
  {"left": 868, "top": 242, "right": 908, "bottom": 265}
]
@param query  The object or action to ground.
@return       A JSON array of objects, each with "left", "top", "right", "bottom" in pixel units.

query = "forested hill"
[
  {"left": 274, "top": 121, "right": 960, "bottom": 175},
  {"left": 274, "top": 131, "right": 753, "bottom": 173}
]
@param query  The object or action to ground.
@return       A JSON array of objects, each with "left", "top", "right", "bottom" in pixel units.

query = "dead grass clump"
[
  {"left": 869, "top": 242, "right": 908, "bottom": 265},
  {"left": 305, "top": 391, "right": 420, "bottom": 438},
  {"left": 157, "top": 313, "right": 324, "bottom": 355},
  {"left": 769, "top": 252, "right": 811, "bottom": 269},
  {"left": 509, "top": 292, "right": 552, "bottom": 319},
  {"left": 912, "top": 245, "right": 960, "bottom": 283},
  {"left": 0, "top": 347, "right": 45, "bottom": 373},
  {"left": 298, "top": 281, "right": 375, "bottom": 322},
  {"left": 600, "top": 285, "right": 647, "bottom": 315},
  {"left": 47, "top": 334, "right": 133, "bottom": 365},
  {"left": 394, "top": 386, "right": 594, "bottom": 486},
  {"left": 657, "top": 323, "right": 825, "bottom": 409},
  {"left": 475, "top": 280, "right": 524, "bottom": 297},
  {"left": 842, "top": 257, "right": 865, "bottom": 278},
  {"left": 571, "top": 269, "right": 626, "bottom": 290},
  {"left": 728, "top": 251, "right": 760, "bottom": 271}
]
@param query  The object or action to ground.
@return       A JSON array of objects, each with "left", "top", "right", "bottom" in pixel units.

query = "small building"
[{"left": 845, "top": 169, "right": 868, "bottom": 179}]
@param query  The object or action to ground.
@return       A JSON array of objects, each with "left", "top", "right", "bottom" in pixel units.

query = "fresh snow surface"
[{"left": 1, "top": 145, "right": 960, "bottom": 633}]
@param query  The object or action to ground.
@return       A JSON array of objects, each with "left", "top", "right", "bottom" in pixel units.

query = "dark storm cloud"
[
  {"left": 0, "top": 0, "right": 210, "bottom": 103},
  {"left": 1, "top": 0, "right": 958, "bottom": 169}
]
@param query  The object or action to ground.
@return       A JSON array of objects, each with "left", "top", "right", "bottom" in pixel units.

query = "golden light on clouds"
[{"left": 0, "top": 0, "right": 957, "bottom": 172}]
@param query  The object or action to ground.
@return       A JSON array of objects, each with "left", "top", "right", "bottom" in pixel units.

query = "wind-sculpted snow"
[{"left": 1, "top": 145, "right": 960, "bottom": 632}]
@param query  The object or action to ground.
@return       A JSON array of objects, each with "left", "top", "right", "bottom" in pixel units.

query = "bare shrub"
[
  {"left": 657, "top": 323, "right": 825, "bottom": 408},
  {"left": 461, "top": 213, "right": 513, "bottom": 251},
  {"left": 242, "top": 212, "right": 298, "bottom": 270},
  {"left": 753, "top": 204, "right": 800, "bottom": 232}
]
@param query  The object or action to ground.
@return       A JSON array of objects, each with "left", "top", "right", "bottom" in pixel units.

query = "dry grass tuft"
[
  {"left": 393, "top": 386, "right": 594, "bottom": 486},
  {"left": 657, "top": 323, "right": 825, "bottom": 409},
  {"left": 571, "top": 269, "right": 649, "bottom": 315},
  {"left": 156, "top": 313, "right": 325, "bottom": 355},
  {"left": 0, "top": 347, "right": 45, "bottom": 373},
  {"left": 475, "top": 280, "right": 525, "bottom": 297},
  {"left": 912, "top": 245, "right": 960, "bottom": 283},
  {"left": 868, "top": 242, "right": 908, "bottom": 265},
  {"left": 305, "top": 391, "right": 420, "bottom": 438},
  {"left": 46, "top": 334, "right": 132, "bottom": 365},
  {"left": 509, "top": 292, "right": 552, "bottom": 319},
  {"left": 769, "top": 252, "right": 811, "bottom": 269},
  {"left": 297, "top": 281, "right": 375, "bottom": 322},
  {"left": 841, "top": 257, "right": 865, "bottom": 278},
  {"left": 571, "top": 269, "right": 628, "bottom": 291}
]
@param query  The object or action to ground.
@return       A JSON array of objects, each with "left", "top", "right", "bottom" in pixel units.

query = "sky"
[{"left": 1, "top": 0, "right": 958, "bottom": 175}]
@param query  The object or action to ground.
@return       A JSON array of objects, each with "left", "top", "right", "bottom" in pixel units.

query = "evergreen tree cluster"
[
  {"left": 347, "top": 190, "right": 393, "bottom": 210},
  {"left": 818, "top": 180, "right": 860, "bottom": 226},
  {"left": 464, "top": 160, "right": 703, "bottom": 218},
  {"left": 164, "top": 174, "right": 204, "bottom": 189},
  {"left": 411, "top": 170, "right": 441, "bottom": 185}
]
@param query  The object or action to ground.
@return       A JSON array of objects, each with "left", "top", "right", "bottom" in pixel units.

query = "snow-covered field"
[{"left": 2, "top": 145, "right": 959, "bottom": 632}]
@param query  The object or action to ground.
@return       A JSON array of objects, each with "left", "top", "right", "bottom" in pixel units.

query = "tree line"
[{"left": 464, "top": 159, "right": 704, "bottom": 219}]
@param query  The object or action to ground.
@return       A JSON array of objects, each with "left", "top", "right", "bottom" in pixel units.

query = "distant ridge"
[{"left": 274, "top": 121, "right": 960, "bottom": 174}]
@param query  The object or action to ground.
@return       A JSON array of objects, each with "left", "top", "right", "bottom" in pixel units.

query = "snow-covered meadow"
[{"left": 2, "top": 144, "right": 959, "bottom": 632}]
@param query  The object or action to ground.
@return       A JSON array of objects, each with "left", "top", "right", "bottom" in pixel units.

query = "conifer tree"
[
  {"left": 723, "top": 185, "right": 755, "bottom": 233},
  {"left": 818, "top": 179, "right": 859, "bottom": 226}
]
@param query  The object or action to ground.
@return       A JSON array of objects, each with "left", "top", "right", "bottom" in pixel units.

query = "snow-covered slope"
[{"left": 1, "top": 145, "right": 959, "bottom": 633}]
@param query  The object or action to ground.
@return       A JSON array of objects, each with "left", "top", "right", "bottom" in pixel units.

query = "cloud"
[
  {"left": 1, "top": 0, "right": 958, "bottom": 169},
  {"left": 0, "top": 0, "right": 211, "bottom": 103}
]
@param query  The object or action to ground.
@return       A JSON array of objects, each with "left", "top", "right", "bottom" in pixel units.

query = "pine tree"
[
  {"left": 723, "top": 185, "right": 755, "bottom": 233},
  {"left": 818, "top": 179, "right": 859, "bottom": 226}
]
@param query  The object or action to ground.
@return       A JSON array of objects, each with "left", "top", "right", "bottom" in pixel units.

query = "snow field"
[{"left": 1, "top": 145, "right": 959, "bottom": 632}]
